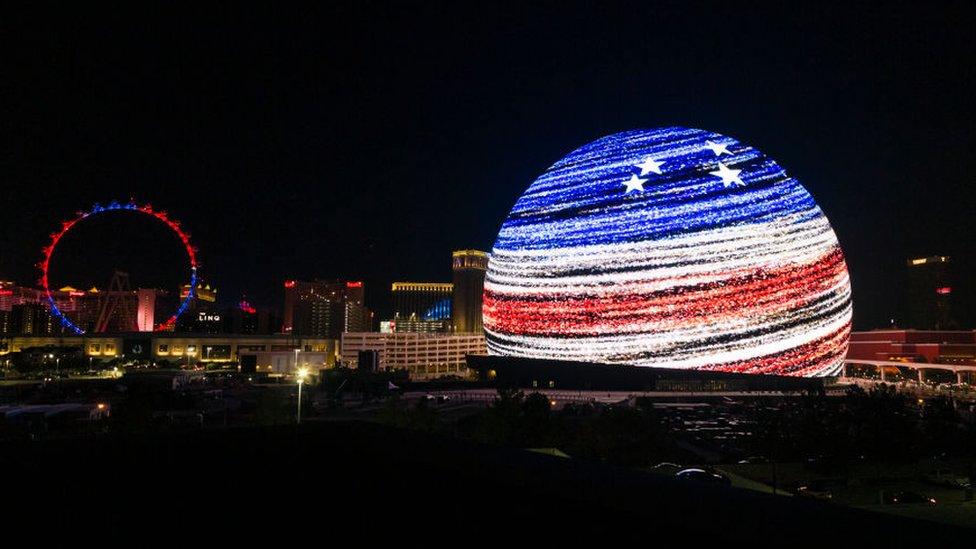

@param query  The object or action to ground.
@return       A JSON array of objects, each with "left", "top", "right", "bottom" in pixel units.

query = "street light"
[{"left": 296, "top": 366, "right": 310, "bottom": 424}]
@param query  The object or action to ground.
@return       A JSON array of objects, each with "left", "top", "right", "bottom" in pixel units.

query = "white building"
[
  {"left": 340, "top": 332, "right": 486, "bottom": 380},
  {"left": 250, "top": 350, "right": 331, "bottom": 375}
]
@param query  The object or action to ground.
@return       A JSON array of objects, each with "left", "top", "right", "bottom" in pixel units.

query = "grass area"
[
  {"left": 718, "top": 467, "right": 792, "bottom": 496},
  {"left": 859, "top": 501, "right": 976, "bottom": 529},
  {"left": 719, "top": 461, "right": 976, "bottom": 528}
]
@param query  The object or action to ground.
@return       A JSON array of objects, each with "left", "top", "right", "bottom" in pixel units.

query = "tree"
[
  {"left": 921, "top": 395, "right": 962, "bottom": 457},
  {"left": 521, "top": 392, "right": 552, "bottom": 444},
  {"left": 843, "top": 384, "right": 920, "bottom": 478}
]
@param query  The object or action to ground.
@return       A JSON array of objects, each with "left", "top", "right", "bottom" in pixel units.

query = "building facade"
[
  {"left": 0, "top": 333, "right": 340, "bottom": 372},
  {"left": 451, "top": 250, "right": 487, "bottom": 333},
  {"left": 340, "top": 331, "right": 486, "bottom": 379},
  {"left": 907, "top": 256, "right": 955, "bottom": 329},
  {"left": 847, "top": 329, "right": 976, "bottom": 366},
  {"left": 174, "top": 280, "right": 219, "bottom": 332},
  {"left": 0, "top": 281, "right": 102, "bottom": 335},
  {"left": 0, "top": 280, "right": 204, "bottom": 336},
  {"left": 282, "top": 279, "right": 372, "bottom": 337},
  {"left": 390, "top": 282, "right": 453, "bottom": 332}
]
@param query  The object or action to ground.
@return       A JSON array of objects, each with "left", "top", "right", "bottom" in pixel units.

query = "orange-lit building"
[{"left": 451, "top": 250, "right": 487, "bottom": 333}]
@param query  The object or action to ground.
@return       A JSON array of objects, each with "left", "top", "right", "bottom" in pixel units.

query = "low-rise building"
[
  {"left": 246, "top": 350, "right": 331, "bottom": 375},
  {"left": 341, "top": 331, "right": 486, "bottom": 379},
  {"left": 847, "top": 330, "right": 976, "bottom": 365},
  {"left": 0, "top": 333, "right": 340, "bottom": 372}
]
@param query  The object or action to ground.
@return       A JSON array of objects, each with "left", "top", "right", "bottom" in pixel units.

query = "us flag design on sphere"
[{"left": 482, "top": 127, "right": 852, "bottom": 377}]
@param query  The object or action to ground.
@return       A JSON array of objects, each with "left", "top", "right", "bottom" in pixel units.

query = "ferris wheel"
[{"left": 38, "top": 200, "right": 199, "bottom": 334}]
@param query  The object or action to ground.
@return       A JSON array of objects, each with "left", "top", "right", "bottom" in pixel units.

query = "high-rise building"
[
  {"left": 11, "top": 303, "right": 56, "bottom": 335},
  {"left": 0, "top": 280, "right": 189, "bottom": 334},
  {"left": 136, "top": 289, "right": 159, "bottom": 331},
  {"left": 452, "top": 249, "right": 488, "bottom": 333},
  {"left": 282, "top": 279, "right": 372, "bottom": 337},
  {"left": 0, "top": 281, "right": 101, "bottom": 334},
  {"left": 907, "top": 256, "right": 955, "bottom": 329},
  {"left": 228, "top": 299, "right": 279, "bottom": 335},
  {"left": 181, "top": 282, "right": 217, "bottom": 304},
  {"left": 174, "top": 280, "right": 220, "bottom": 333},
  {"left": 344, "top": 300, "right": 374, "bottom": 333},
  {"left": 390, "top": 282, "right": 453, "bottom": 332}
]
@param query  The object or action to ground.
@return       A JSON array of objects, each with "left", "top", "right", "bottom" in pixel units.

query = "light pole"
[{"left": 296, "top": 367, "right": 310, "bottom": 424}]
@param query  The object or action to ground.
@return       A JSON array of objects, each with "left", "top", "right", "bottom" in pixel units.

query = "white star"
[
  {"left": 710, "top": 163, "right": 744, "bottom": 187},
  {"left": 623, "top": 174, "right": 648, "bottom": 193},
  {"left": 634, "top": 156, "right": 663, "bottom": 176},
  {"left": 705, "top": 140, "right": 731, "bottom": 156}
]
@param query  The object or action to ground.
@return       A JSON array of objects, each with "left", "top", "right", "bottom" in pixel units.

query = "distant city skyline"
[
  {"left": 0, "top": 200, "right": 973, "bottom": 331},
  {"left": 2, "top": 4, "right": 975, "bottom": 329}
]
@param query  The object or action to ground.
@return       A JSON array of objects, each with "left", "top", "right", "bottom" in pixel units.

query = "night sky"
[{"left": 2, "top": 2, "right": 975, "bottom": 327}]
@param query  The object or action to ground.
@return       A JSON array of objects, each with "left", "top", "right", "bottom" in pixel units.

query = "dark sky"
[{"left": 2, "top": 2, "right": 975, "bottom": 327}]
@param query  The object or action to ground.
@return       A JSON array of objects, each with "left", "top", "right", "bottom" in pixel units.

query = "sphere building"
[{"left": 482, "top": 127, "right": 852, "bottom": 377}]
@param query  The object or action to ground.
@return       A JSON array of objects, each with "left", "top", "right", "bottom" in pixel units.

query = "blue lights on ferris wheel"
[{"left": 39, "top": 201, "right": 200, "bottom": 335}]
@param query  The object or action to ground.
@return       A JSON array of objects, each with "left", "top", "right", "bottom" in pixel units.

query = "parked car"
[
  {"left": 650, "top": 462, "right": 683, "bottom": 475},
  {"left": 884, "top": 491, "right": 936, "bottom": 505},
  {"left": 796, "top": 479, "right": 833, "bottom": 500},
  {"left": 675, "top": 468, "right": 731, "bottom": 485}
]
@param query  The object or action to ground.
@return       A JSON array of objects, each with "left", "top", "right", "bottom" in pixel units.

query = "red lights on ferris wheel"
[{"left": 38, "top": 200, "right": 200, "bottom": 335}]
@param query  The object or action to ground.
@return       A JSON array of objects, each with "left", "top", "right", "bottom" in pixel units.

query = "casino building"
[
  {"left": 906, "top": 256, "right": 955, "bottom": 329},
  {"left": 0, "top": 280, "right": 102, "bottom": 335},
  {"left": 341, "top": 331, "right": 486, "bottom": 379},
  {"left": 382, "top": 250, "right": 489, "bottom": 335},
  {"left": 390, "top": 282, "right": 453, "bottom": 332},
  {"left": 0, "top": 333, "right": 340, "bottom": 373},
  {"left": 282, "top": 279, "right": 373, "bottom": 337},
  {"left": 451, "top": 250, "right": 487, "bottom": 333}
]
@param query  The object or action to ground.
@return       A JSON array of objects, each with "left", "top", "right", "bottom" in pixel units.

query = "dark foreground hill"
[{"left": 3, "top": 420, "right": 968, "bottom": 545}]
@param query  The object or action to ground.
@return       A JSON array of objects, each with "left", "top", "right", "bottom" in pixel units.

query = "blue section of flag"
[{"left": 494, "top": 127, "right": 822, "bottom": 252}]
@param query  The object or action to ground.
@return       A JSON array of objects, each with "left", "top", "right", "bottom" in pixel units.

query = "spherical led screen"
[{"left": 483, "top": 127, "right": 852, "bottom": 377}]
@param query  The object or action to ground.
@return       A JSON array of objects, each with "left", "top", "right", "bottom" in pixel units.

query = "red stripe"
[
  {"left": 698, "top": 321, "right": 850, "bottom": 376},
  {"left": 484, "top": 248, "right": 847, "bottom": 337}
]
